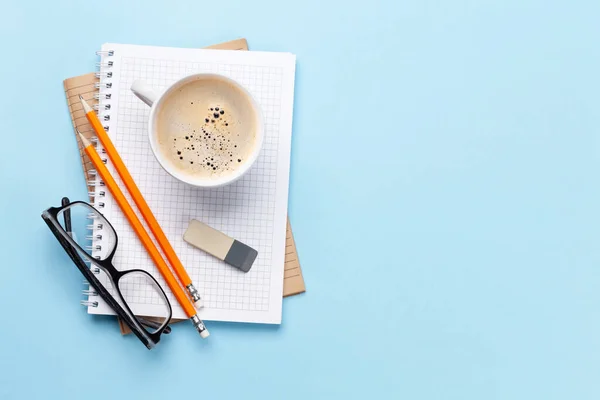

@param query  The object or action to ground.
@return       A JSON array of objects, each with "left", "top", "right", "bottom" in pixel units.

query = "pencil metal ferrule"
[
  {"left": 186, "top": 283, "right": 203, "bottom": 306},
  {"left": 191, "top": 315, "right": 210, "bottom": 339}
]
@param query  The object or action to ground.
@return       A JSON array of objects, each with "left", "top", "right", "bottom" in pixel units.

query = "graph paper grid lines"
[{"left": 88, "top": 43, "right": 296, "bottom": 324}]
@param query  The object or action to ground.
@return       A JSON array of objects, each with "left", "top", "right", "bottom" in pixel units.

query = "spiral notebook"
[{"left": 63, "top": 40, "right": 297, "bottom": 324}]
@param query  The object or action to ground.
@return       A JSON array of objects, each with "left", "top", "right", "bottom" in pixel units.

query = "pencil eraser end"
[
  {"left": 195, "top": 299, "right": 204, "bottom": 308},
  {"left": 200, "top": 330, "right": 210, "bottom": 339}
]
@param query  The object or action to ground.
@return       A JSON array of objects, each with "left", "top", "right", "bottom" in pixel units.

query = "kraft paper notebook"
[{"left": 63, "top": 39, "right": 304, "bottom": 327}]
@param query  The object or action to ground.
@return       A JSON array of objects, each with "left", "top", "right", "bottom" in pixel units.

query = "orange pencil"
[
  {"left": 78, "top": 131, "right": 209, "bottom": 339},
  {"left": 79, "top": 95, "right": 203, "bottom": 307}
]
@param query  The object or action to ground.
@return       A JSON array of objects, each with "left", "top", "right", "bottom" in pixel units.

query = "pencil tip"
[
  {"left": 76, "top": 129, "right": 92, "bottom": 148},
  {"left": 79, "top": 95, "right": 93, "bottom": 113}
]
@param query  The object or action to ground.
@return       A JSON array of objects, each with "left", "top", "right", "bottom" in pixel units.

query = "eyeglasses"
[{"left": 41, "top": 198, "right": 172, "bottom": 349}]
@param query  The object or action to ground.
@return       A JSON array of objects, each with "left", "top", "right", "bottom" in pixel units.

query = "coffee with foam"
[{"left": 156, "top": 77, "right": 259, "bottom": 180}]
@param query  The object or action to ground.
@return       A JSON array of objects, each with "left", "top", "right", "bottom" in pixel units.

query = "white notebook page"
[{"left": 89, "top": 43, "right": 296, "bottom": 324}]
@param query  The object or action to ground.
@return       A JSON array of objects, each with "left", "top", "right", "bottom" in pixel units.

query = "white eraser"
[
  {"left": 195, "top": 299, "right": 204, "bottom": 308},
  {"left": 200, "top": 330, "right": 210, "bottom": 339},
  {"left": 184, "top": 219, "right": 257, "bottom": 273}
]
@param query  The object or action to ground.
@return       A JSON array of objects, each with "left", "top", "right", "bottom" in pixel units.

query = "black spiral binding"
[{"left": 82, "top": 48, "right": 115, "bottom": 308}]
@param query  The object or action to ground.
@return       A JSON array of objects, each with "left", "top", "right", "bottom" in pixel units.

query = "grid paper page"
[{"left": 89, "top": 43, "right": 296, "bottom": 324}]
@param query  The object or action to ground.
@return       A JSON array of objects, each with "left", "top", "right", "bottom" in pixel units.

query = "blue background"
[{"left": 1, "top": 0, "right": 599, "bottom": 398}]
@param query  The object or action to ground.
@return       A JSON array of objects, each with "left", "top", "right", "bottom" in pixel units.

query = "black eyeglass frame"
[{"left": 41, "top": 199, "right": 172, "bottom": 349}]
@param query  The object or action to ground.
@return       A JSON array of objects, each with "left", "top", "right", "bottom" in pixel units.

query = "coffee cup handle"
[{"left": 131, "top": 80, "right": 158, "bottom": 107}]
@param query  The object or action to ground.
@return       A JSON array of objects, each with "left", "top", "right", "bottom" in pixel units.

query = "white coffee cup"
[{"left": 131, "top": 73, "right": 264, "bottom": 188}]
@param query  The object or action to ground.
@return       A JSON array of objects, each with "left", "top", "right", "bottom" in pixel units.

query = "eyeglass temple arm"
[
  {"left": 61, "top": 197, "right": 72, "bottom": 233},
  {"left": 138, "top": 317, "right": 172, "bottom": 334}
]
